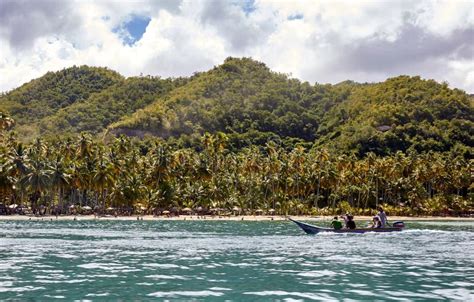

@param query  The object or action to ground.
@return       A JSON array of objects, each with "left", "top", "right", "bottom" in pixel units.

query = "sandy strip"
[{"left": 0, "top": 215, "right": 472, "bottom": 222}]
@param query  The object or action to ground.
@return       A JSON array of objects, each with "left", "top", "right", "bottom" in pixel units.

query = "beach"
[{"left": 0, "top": 214, "right": 472, "bottom": 222}]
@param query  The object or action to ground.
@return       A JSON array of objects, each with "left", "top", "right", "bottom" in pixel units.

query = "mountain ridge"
[{"left": 1, "top": 57, "right": 472, "bottom": 156}]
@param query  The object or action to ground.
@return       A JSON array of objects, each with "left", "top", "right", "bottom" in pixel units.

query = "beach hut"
[
  {"left": 17, "top": 205, "right": 30, "bottom": 215},
  {"left": 255, "top": 209, "right": 263, "bottom": 216},
  {"left": 9, "top": 204, "right": 17, "bottom": 214},
  {"left": 232, "top": 206, "right": 241, "bottom": 215},
  {"left": 210, "top": 208, "right": 223, "bottom": 215},
  {"left": 81, "top": 206, "right": 92, "bottom": 215},
  {"left": 106, "top": 207, "right": 115, "bottom": 215},
  {"left": 8, "top": 204, "right": 17, "bottom": 215},
  {"left": 162, "top": 210, "right": 170, "bottom": 217},
  {"left": 135, "top": 204, "right": 147, "bottom": 215},
  {"left": 268, "top": 209, "right": 275, "bottom": 215},
  {"left": 68, "top": 204, "right": 77, "bottom": 215},
  {"left": 182, "top": 207, "right": 192, "bottom": 215}
]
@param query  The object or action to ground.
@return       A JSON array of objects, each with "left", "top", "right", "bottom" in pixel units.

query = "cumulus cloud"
[
  {"left": 0, "top": 0, "right": 81, "bottom": 49},
  {"left": 200, "top": 0, "right": 275, "bottom": 52},
  {"left": 0, "top": 0, "right": 472, "bottom": 92},
  {"left": 343, "top": 26, "right": 474, "bottom": 72}
]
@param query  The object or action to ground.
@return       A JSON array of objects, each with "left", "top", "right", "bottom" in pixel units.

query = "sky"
[{"left": 0, "top": 0, "right": 473, "bottom": 92}]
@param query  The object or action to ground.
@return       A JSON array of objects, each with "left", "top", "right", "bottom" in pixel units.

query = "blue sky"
[
  {"left": 0, "top": 0, "right": 472, "bottom": 92},
  {"left": 114, "top": 15, "right": 151, "bottom": 45}
]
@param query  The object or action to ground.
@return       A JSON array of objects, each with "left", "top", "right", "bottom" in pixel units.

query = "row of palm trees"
[{"left": 0, "top": 129, "right": 471, "bottom": 216}]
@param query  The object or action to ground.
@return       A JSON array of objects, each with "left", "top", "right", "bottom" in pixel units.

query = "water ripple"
[{"left": 0, "top": 220, "right": 473, "bottom": 301}]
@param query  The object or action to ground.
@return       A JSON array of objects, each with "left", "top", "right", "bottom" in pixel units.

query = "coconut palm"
[
  {"left": 93, "top": 158, "right": 115, "bottom": 212},
  {"left": 19, "top": 159, "right": 52, "bottom": 214},
  {"left": 50, "top": 158, "right": 71, "bottom": 213}
]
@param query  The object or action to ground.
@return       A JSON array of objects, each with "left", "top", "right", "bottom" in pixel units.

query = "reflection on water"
[{"left": 0, "top": 220, "right": 473, "bottom": 301}]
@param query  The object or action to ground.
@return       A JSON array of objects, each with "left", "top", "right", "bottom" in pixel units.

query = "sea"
[{"left": 0, "top": 219, "right": 473, "bottom": 301}]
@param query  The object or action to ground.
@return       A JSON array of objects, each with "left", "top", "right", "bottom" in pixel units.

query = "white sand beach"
[{"left": 0, "top": 215, "right": 472, "bottom": 222}]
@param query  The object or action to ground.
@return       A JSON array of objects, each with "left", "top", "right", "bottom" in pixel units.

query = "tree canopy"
[
  {"left": 1, "top": 65, "right": 123, "bottom": 138},
  {"left": 1, "top": 57, "right": 472, "bottom": 157}
]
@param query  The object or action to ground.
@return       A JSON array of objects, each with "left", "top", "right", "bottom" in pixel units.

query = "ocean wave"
[
  {"left": 244, "top": 290, "right": 338, "bottom": 301},
  {"left": 147, "top": 290, "right": 225, "bottom": 297}
]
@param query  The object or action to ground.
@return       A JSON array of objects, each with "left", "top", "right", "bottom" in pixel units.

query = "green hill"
[
  {"left": 316, "top": 76, "right": 474, "bottom": 156},
  {"left": 109, "top": 57, "right": 354, "bottom": 147},
  {"left": 0, "top": 65, "right": 123, "bottom": 138},
  {"left": 1, "top": 58, "right": 472, "bottom": 156},
  {"left": 38, "top": 76, "right": 186, "bottom": 138},
  {"left": 110, "top": 58, "right": 473, "bottom": 155}
]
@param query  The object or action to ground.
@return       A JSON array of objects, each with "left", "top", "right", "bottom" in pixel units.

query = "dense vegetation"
[
  {"left": 0, "top": 58, "right": 472, "bottom": 216},
  {"left": 1, "top": 58, "right": 472, "bottom": 157},
  {"left": 316, "top": 76, "right": 473, "bottom": 156},
  {"left": 0, "top": 128, "right": 471, "bottom": 216},
  {"left": 1, "top": 66, "right": 123, "bottom": 138},
  {"left": 38, "top": 76, "right": 186, "bottom": 138},
  {"left": 110, "top": 58, "right": 355, "bottom": 149},
  {"left": 111, "top": 58, "right": 473, "bottom": 156}
]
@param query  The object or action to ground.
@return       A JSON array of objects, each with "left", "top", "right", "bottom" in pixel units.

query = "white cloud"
[{"left": 0, "top": 0, "right": 472, "bottom": 92}]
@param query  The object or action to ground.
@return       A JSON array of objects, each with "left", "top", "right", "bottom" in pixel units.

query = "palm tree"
[
  {"left": 19, "top": 159, "right": 52, "bottom": 214},
  {"left": 93, "top": 158, "right": 115, "bottom": 213},
  {"left": 50, "top": 158, "right": 71, "bottom": 214},
  {"left": 0, "top": 129, "right": 471, "bottom": 217},
  {"left": 77, "top": 133, "right": 93, "bottom": 160},
  {"left": 0, "top": 163, "right": 15, "bottom": 205}
]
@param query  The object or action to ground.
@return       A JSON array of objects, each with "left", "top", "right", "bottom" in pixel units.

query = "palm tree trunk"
[
  {"left": 315, "top": 176, "right": 320, "bottom": 208},
  {"left": 58, "top": 187, "right": 62, "bottom": 214}
]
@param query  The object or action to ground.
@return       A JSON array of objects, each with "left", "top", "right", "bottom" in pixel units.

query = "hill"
[
  {"left": 0, "top": 65, "right": 123, "bottom": 138},
  {"left": 110, "top": 58, "right": 473, "bottom": 155},
  {"left": 1, "top": 58, "right": 472, "bottom": 156},
  {"left": 316, "top": 76, "right": 474, "bottom": 156},
  {"left": 37, "top": 76, "right": 186, "bottom": 138},
  {"left": 109, "top": 57, "right": 355, "bottom": 148}
]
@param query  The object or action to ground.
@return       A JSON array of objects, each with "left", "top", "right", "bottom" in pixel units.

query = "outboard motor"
[{"left": 392, "top": 221, "right": 405, "bottom": 228}]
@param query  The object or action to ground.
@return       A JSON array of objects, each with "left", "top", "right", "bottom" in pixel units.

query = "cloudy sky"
[{"left": 0, "top": 0, "right": 473, "bottom": 92}]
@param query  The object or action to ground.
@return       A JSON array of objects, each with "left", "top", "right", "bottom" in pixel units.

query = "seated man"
[
  {"left": 345, "top": 214, "right": 356, "bottom": 229},
  {"left": 370, "top": 216, "right": 382, "bottom": 228},
  {"left": 331, "top": 216, "right": 343, "bottom": 230}
]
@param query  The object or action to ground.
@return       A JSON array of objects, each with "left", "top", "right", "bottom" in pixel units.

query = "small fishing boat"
[{"left": 289, "top": 218, "right": 404, "bottom": 234}]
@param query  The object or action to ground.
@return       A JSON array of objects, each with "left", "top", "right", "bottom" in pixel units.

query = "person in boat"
[
  {"left": 340, "top": 213, "right": 356, "bottom": 229},
  {"left": 370, "top": 216, "right": 382, "bottom": 228},
  {"left": 377, "top": 206, "right": 388, "bottom": 228},
  {"left": 331, "top": 216, "right": 343, "bottom": 230},
  {"left": 344, "top": 214, "right": 356, "bottom": 229}
]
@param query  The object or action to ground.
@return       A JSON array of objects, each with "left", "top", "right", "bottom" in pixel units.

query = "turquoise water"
[{"left": 0, "top": 220, "right": 473, "bottom": 301}]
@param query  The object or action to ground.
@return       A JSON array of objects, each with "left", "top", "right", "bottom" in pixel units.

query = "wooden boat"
[{"left": 289, "top": 218, "right": 404, "bottom": 234}]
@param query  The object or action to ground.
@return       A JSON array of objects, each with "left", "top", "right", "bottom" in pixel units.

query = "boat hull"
[{"left": 289, "top": 218, "right": 403, "bottom": 234}]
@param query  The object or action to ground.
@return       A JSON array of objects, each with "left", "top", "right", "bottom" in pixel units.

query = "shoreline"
[{"left": 0, "top": 214, "right": 473, "bottom": 222}]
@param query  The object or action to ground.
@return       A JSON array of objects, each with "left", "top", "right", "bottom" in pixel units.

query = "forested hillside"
[
  {"left": 1, "top": 58, "right": 473, "bottom": 157},
  {"left": 0, "top": 66, "right": 123, "bottom": 138},
  {"left": 0, "top": 58, "right": 472, "bottom": 216},
  {"left": 110, "top": 58, "right": 473, "bottom": 155},
  {"left": 38, "top": 76, "right": 187, "bottom": 138},
  {"left": 315, "top": 76, "right": 474, "bottom": 156},
  {"left": 110, "top": 58, "right": 355, "bottom": 148}
]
